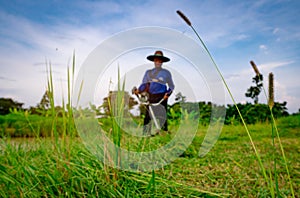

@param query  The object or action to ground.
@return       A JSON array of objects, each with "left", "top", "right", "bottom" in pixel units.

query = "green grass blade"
[
  {"left": 188, "top": 24, "right": 271, "bottom": 193},
  {"left": 261, "top": 79, "right": 295, "bottom": 197}
]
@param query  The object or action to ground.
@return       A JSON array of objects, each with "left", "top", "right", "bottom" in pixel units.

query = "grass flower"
[
  {"left": 176, "top": 10, "right": 192, "bottom": 26},
  {"left": 250, "top": 60, "right": 261, "bottom": 76},
  {"left": 268, "top": 72, "right": 274, "bottom": 109}
]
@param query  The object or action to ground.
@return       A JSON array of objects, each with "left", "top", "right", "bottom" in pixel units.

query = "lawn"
[{"left": 0, "top": 115, "right": 299, "bottom": 197}]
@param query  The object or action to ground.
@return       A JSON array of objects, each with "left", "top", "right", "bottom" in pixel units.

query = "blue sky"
[{"left": 0, "top": 0, "right": 299, "bottom": 113}]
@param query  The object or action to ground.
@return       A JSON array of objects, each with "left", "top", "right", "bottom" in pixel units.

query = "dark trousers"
[{"left": 143, "top": 93, "right": 168, "bottom": 134}]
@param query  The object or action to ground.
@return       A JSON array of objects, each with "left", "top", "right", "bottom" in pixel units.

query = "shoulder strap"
[{"left": 149, "top": 68, "right": 161, "bottom": 80}]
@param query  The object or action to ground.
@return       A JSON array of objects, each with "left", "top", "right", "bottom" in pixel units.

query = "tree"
[
  {"left": 225, "top": 101, "right": 289, "bottom": 124},
  {"left": 175, "top": 92, "right": 186, "bottom": 103},
  {"left": 245, "top": 74, "right": 263, "bottom": 104},
  {"left": 28, "top": 91, "right": 52, "bottom": 115},
  {"left": 37, "top": 91, "right": 51, "bottom": 110},
  {"left": 100, "top": 90, "right": 138, "bottom": 117},
  {"left": 0, "top": 98, "right": 23, "bottom": 115}
]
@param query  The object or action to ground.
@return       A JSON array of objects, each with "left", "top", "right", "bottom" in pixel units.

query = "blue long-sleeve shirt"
[{"left": 138, "top": 67, "right": 175, "bottom": 95}]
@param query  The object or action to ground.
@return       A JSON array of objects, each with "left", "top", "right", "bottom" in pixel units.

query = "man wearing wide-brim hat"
[{"left": 134, "top": 50, "right": 175, "bottom": 135}]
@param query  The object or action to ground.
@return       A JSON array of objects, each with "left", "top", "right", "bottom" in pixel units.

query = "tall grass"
[
  {"left": 177, "top": 10, "right": 295, "bottom": 197},
  {"left": 105, "top": 67, "right": 126, "bottom": 185},
  {"left": 3, "top": 114, "right": 298, "bottom": 197},
  {"left": 251, "top": 62, "right": 295, "bottom": 197}
]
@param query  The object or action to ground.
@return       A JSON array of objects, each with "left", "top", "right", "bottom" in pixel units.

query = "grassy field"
[{"left": 0, "top": 114, "right": 299, "bottom": 197}]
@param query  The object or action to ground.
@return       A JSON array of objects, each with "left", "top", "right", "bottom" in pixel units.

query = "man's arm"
[
  {"left": 142, "top": 70, "right": 150, "bottom": 84},
  {"left": 166, "top": 71, "right": 175, "bottom": 95}
]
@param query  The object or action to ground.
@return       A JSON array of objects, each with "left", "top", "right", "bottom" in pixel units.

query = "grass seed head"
[
  {"left": 176, "top": 10, "right": 192, "bottom": 26},
  {"left": 268, "top": 72, "right": 274, "bottom": 108},
  {"left": 250, "top": 60, "right": 261, "bottom": 76}
]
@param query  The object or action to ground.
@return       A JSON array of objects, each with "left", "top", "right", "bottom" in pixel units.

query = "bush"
[{"left": 0, "top": 112, "right": 75, "bottom": 138}]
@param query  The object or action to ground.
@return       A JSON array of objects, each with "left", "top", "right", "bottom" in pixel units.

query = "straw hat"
[{"left": 147, "top": 50, "right": 170, "bottom": 62}]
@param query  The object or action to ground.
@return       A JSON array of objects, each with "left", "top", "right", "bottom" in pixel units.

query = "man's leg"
[
  {"left": 148, "top": 93, "right": 168, "bottom": 133},
  {"left": 160, "top": 99, "right": 168, "bottom": 132},
  {"left": 143, "top": 105, "right": 151, "bottom": 135}
]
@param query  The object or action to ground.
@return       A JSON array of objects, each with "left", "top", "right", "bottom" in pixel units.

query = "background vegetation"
[{"left": 0, "top": 94, "right": 294, "bottom": 138}]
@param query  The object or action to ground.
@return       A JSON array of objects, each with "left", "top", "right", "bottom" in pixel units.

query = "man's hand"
[
  {"left": 163, "top": 93, "right": 169, "bottom": 100},
  {"left": 132, "top": 86, "right": 139, "bottom": 95}
]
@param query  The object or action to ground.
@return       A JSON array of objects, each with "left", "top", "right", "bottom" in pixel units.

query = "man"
[{"left": 134, "top": 50, "right": 175, "bottom": 135}]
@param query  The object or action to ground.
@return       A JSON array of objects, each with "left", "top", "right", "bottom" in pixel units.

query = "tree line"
[{"left": 0, "top": 90, "right": 296, "bottom": 126}]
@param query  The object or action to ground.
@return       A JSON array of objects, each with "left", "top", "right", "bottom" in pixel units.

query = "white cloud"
[
  {"left": 258, "top": 61, "right": 293, "bottom": 73},
  {"left": 0, "top": 10, "right": 109, "bottom": 107},
  {"left": 259, "top": 45, "right": 267, "bottom": 50}
]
